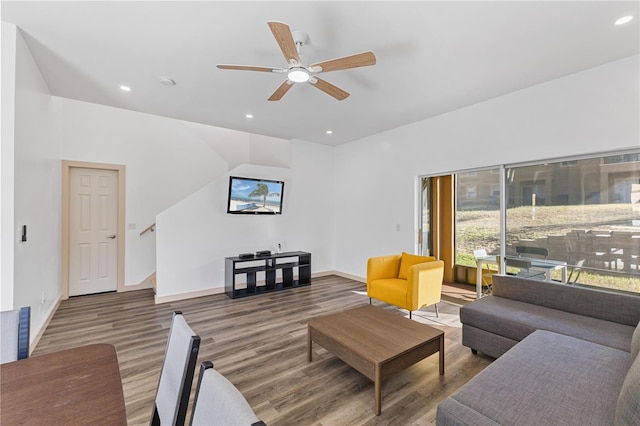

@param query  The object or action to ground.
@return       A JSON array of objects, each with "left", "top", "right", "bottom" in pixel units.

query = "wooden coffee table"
[{"left": 307, "top": 304, "right": 444, "bottom": 415}]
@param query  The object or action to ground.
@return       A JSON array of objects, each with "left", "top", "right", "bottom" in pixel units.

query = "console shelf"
[{"left": 225, "top": 251, "right": 311, "bottom": 299}]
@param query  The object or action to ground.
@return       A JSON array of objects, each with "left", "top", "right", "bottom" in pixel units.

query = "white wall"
[
  {"left": 333, "top": 55, "right": 640, "bottom": 278},
  {"left": 155, "top": 139, "right": 334, "bottom": 299},
  {"left": 8, "top": 26, "right": 62, "bottom": 336},
  {"left": 1, "top": 22, "right": 18, "bottom": 311},
  {"left": 57, "top": 98, "right": 229, "bottom": 285},
  {"left": 180, "top": 120, "right": 293, "bottom": 170}
]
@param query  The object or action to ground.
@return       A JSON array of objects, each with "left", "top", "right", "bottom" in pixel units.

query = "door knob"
[{"left": 107, "top": 235, "right": 116, "bottom": 239}]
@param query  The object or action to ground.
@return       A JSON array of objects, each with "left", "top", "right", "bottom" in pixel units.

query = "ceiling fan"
[{"left": 217, "top": 21, "right": 376, "bottom": 101}]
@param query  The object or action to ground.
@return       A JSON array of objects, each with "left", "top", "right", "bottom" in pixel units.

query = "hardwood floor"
[{"left": 33, "top": 275, "right": 492, "bottom": 425}]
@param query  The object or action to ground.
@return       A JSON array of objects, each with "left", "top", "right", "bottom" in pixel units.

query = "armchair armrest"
[
  {"left": 367, "top": 255, "right": 402, "bottom": 291},
  {"left": 408, "top": 260, "right": 444, "bottom": 311}
]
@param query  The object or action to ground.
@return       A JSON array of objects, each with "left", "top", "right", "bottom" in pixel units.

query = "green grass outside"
[{"left": 455, "top": 204, "right": 639, "bottom": 293}]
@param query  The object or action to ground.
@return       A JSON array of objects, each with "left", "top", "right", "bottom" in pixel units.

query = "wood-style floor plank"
[{"left": 33, "top": 276, "right": 492, "bottom": 425}]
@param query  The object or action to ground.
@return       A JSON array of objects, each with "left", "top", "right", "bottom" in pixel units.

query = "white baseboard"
[
  {"left": 315, "top": 270, "right": 365, "bottom": 283},
  {"left": 154, "top": 286, "right": 225, "bottom": 304},
  {"left": 30, "top": 297, "right": 61, "bottom": 355},
  {"left": 120, "top": 273, "right": 154, "bottom": 293},
  {"left": 153, "top": 270, "right": 366, "bottom": 304}
]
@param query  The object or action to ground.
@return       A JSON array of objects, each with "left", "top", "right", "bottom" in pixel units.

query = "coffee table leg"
[
  {"left": 375, "top": 364, "right": 381, "bottom": 415},
  {"left": 307, "top": 326, "right": 312, "bottom": 362},
  {"left": 439, "top": 334, "right": 445, "bottom": 375}
]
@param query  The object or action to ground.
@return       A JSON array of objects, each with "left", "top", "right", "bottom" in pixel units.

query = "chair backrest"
[
  {"left": 568, "top": 259, "right": 586, "bottom": 284},
  {"left": 505, "top": 257, "right": 546, "bottom": 279},
  {"left": 0, "top": 306, "right": 30, "bottom": 364},
  {"left": 190, "top": 361, "right": 264, "bottom": 426},
  {"left": 515, "top": 246, "right": 548, "bottom": 259},
  {"left": 151, "top": 311, "right": 201, "bottom": 426},
  {"left": 505, "top": 257, "right": 533, "bottom": 274},
  {"left": 506, "top": 257, "right": 531, "bottom": 267},
  {"left": 473, "top": 249, "right": 488, "bottom": 259}
]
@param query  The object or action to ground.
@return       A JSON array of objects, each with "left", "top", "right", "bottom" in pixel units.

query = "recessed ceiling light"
[
  {"left": 120, "top": 85, "right": 131, "bottom": 92},
  {"left": 245, "top": 114, "right": 253, "bottom": 119},
  {"left": 159, "top": 77, "right": 176, "bottom": 86},
  {"left": 326, "top": 130, "right": 333, "bottom": 135},
  {"left": 615, "top": 16, "right": 633, "bottom": 26}
]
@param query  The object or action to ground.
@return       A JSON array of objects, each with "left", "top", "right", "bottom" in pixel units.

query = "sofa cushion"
[
  {"left": 461, "top": 296, "right": 635, "bottom": 352},
  {"left": 631, "top": 321, "right": 640, "bottom": 361},
  {"left": 397, "top": 252, "right": 434, "bottom": 280},
  {"left": 369, "top": 278, "right": 408, "bottom": 308},
  {"left": 436, "top": 397, "right": 501, "bottom": 426},
  {"left": 491, "top": 275, "right": 640, "bottom": 327},
  {"left": 444, "top": 330, "right": 630, "bottom": 426},
  {"left": 615, "top": 353, "right": 640, "bottom": 426}
]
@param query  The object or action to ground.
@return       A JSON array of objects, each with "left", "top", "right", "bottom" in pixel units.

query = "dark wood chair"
[{"left": 150, "top": 311, "right": 200, "bottom": 426}]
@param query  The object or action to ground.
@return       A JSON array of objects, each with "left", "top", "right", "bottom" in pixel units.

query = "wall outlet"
[{"left": 41, "top": 291, "right": 46, "bottom": 304}]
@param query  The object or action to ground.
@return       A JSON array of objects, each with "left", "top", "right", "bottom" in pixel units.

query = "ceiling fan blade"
[
  {"left": 217, "top": 64, "right": 284, "bottom": 73},
  {"left": 309, "top": 77, "right": 350, "bottom": 101},
  {"left": 268, "top": 80, "right": 294, "bottom": 101},
  {"left": 310, "top": 51, "right": 376, "bottom": 73},
  {"left": 267, "top": 21, "right": 301, "bottom": 65}
]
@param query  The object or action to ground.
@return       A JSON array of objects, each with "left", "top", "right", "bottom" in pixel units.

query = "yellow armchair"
[{"left": 367, "top": 253, "right": 444, "bottom": 319}]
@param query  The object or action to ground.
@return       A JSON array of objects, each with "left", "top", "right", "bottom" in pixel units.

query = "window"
[
  {"left": 466, "top": 186, "right": 477, "bottom": 199},
  {"left": 455, "top": 168, "right": 501, "bottom": 267},
  {"left": 506, "top": 153, "right": 639, "bottom": 293},
  {"left": 603, "top": 153, "right": 640, "bottom": 164},
  {"left": 422, "top": 149, "right": 639, "bottom": 294}
]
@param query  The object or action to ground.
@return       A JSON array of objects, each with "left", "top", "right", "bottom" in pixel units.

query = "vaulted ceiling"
[{"left": 2, "top": 1, "right": 638, "bottom": 145}]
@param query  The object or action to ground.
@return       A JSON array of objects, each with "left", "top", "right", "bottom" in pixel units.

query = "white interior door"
[{"left": 69, "top": 168, "right": 118, "bottom": 296}]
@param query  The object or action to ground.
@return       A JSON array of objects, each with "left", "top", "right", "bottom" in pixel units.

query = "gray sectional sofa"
[{"left": 437, "top": 275, "right": 640, "bottom": 425}]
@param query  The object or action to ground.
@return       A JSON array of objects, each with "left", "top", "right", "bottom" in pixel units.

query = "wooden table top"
[
  {"left": 308, "top": 304, "right": 443, "bottom": 363},
  {"left": 1, "top": 343, "right": 127, "bottom": 425}
]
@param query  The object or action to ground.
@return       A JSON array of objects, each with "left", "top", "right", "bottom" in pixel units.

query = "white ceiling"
[{"left": 2, "top": 1, "right": 638, "bottom": 146}]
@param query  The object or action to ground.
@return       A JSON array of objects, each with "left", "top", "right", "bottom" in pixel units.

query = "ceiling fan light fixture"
[{"left": 288, "top": 67, "right": 310, "bottom": 83}]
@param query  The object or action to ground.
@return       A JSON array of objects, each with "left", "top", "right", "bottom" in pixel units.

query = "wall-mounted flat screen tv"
[{"left": 227, "top": 176, "right": 284, "bottom": 214}]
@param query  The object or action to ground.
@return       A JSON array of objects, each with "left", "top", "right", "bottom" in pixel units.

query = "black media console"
[{"left": 224, "top": 251, "right": 311, "bottom": 299}]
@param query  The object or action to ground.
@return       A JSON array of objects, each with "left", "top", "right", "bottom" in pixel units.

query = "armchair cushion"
[
  {"left": 398, "top": 252, "right": 435, "bottom": 279},
  {"left": 369, "top": 278, "right": 409, "bottom": 309}
]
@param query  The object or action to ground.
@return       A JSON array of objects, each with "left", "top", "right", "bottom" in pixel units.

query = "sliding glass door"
[
  {"left": 455, "top": 168, "right": 501, "bottom": 267},
  {"left": 419, "top": 177, "right": 432, "bottom": 256},
  {"left": 506, "top": 153, "right": 640, "bottom": 292},
  {"left": 419, "top": 149, "right": 639, "bottom": 294}
]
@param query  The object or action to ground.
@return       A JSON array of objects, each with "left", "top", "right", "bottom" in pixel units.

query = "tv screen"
[{"left": 227, "top": 176, "right": 284, "bottom": 214}]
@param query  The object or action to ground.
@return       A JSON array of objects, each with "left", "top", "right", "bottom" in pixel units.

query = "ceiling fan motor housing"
[{"left": 291, "top": 30, "right": 309, "bottom": 49}]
